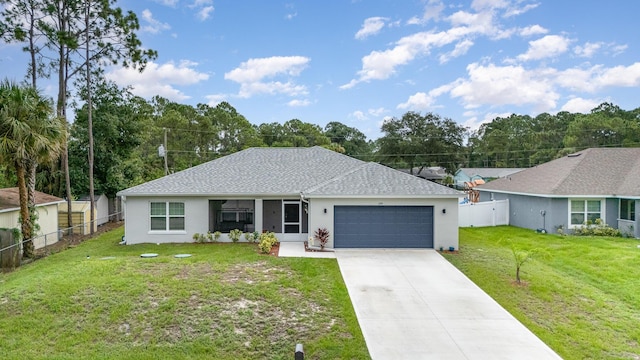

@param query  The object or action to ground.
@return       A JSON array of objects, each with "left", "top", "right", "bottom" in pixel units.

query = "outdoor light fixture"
[
  {"left": 323, "top": 208, "right": 327, "bottom": 214},
  {"left": 442, "top": 208, "right": 446, "bottom": 214}
]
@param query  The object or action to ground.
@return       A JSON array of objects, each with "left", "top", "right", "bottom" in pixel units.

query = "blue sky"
[{"left": 1, "top": 0, "right": 639, "bottom": 140}]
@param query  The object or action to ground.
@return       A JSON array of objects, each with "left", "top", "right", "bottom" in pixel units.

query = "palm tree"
[{"left": 0, "top": 80, "right": 66, "bottom": 258}]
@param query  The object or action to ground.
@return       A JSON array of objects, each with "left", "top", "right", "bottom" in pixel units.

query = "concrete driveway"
[{"left": 335, "top": 249, "right": 561, "bottom": 360}]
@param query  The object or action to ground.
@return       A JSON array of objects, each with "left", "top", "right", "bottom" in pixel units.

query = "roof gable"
[
  {"left": 305, "top": 162, "right": 461, "bottom": 197},
  {"left": 478, "top": 148, "right": 640, "bottom": 197}
]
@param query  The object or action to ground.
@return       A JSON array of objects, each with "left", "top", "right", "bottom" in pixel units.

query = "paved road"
[{"left": 335, "top": 249, "right": 562, "bottom": 360}]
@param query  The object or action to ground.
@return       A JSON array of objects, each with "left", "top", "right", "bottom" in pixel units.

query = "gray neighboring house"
[
  {"left": 477, "top": 148, "right": 640, "bottom": 237},
  {"left": 117, "top": 146, "right": 463, "bottom": 249},
  {"left": 454, "top": 167, "right": 524, "bottom": 188}
]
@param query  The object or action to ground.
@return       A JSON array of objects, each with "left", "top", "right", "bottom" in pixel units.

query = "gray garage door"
[{"left": 334, "top": 206, "right": 433, "bottom": 248}]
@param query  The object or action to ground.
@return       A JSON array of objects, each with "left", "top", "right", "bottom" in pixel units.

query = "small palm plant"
[{"left": 313, "top": 228, "right": 330, "bottom": 249}]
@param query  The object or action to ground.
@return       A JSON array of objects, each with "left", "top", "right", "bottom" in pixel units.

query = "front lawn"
[
  {"left": 443, "top": 226, "right": 640, "bottom": 360},
  {"left": 0, "top": 227, "right": 369, "bottom": 360}
]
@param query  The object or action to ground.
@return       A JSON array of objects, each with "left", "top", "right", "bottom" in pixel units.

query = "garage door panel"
[{"left": 334, "top": 206, "right": 433, "bottom": 248}]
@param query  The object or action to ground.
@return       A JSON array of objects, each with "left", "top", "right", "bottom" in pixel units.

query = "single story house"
[
  {"left": 454, "top": 167, "right": 524, "bottom": 188},
  {"left": 117, "top": 146, "right": 463, "bottom": 249},
  {"left": 0, "top": 188, "right": 64, "bottom": 248},
  {"left": 477, "top": 148, "right": 639, "bottom": 237}
]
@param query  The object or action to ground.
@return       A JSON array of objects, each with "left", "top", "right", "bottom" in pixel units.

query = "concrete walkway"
[{"left": 335, "top": 249, "right": 562, "bottom": 360}]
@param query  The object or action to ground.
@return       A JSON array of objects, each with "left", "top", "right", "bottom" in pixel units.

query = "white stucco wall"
[
  {"left": 307, "top": 197, "right": 460, "bottom": 250},
  {"left": 123, "top": 196, "right": 209, "bottom": 245},
  {"left": 0, "top": 203, "right": 60, "bottom": 249}
]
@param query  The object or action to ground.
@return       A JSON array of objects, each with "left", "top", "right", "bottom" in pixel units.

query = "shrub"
[
  {"left": 244, "top": 232, "right": 254, "bottom": 243},
  {"left": 313, "top": 227, "right": 330, "bottom": 249},
  {"left": 229, "top": 229, "right": 243, "bottom": 243},
  {"left": 192, "top": 233, "right": 207, "bottom": 243},
  {"left": 206, "top": 232, "right": 214, "bottom": 243},
  {"left": 258, "top": 232, "right": 278, "bottom": 254},
  {"left": 213, "top": 231, "right": 221, "bottom": 242},
  {"left": 573, "top": 218, "right": 622, "bottom": 237},
  {"left": 253, "top": 231, "right": 260, "bottom": 243}
]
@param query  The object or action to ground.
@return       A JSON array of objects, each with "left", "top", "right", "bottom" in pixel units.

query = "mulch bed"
[{"left": 269, "top": 242, "right": 280, "bottom": 257}]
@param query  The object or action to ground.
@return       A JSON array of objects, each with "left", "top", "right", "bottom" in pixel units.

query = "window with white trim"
[
  {"left": 150, "top": 202, "right": 185, "bottom": 231},
  {"left": 620, "top": 199, "right": 636, "bottom": 221},
  {"left": 570, "top": 200, "right": 601, "bottom": 226}
]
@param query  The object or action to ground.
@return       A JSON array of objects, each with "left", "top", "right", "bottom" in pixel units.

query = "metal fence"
[{"left": 1, "top": 211, "right": 123, "bottom": 271}]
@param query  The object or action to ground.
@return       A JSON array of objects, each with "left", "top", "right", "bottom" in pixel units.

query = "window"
[
  {"left": 150, "top": 202, "right": 185, "bottom": 231},
  {"left": 620, "top": 199, "right": 636, "bottom": 221},
  {"left": 570, "top": 200, "right": 601, "bottom": 226}
]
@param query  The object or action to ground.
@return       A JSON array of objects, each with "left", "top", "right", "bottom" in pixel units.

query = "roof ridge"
[{"left": 302, "top": 162, "right": 369, "bottom": 194}]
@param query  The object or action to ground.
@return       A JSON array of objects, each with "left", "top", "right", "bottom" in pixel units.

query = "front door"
[{"left": 283, "top": 201, "right": 300, "bottom": 234}]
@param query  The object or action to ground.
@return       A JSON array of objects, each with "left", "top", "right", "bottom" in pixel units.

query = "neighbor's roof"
[
  {"left": 0, "top": 188, "right": 64, "bottom": 212},
  {"left": 458, "top": 168, "right": 524, "bottom": 179},
  {"left": 477, "top": 148, "right": 640, "bottom": 197},
  {"left": 118, "top": 146, "right": 462, "bottom": 198}
]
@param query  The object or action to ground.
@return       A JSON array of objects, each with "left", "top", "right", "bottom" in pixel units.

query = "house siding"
[
  {"left": 123, "top": 196, "right": 209, "bottom": 244},
  {"left": 0, "top": 204, "right": 60, "bottom": 249},
  {"left": 307, "top": 197, "right": 458, "bottom": 250},
  {"left": 482, "top": 192, "right": 567, "bottom": 232}
]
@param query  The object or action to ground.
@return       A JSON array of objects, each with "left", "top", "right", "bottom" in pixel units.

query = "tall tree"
[
  {"left": 70, "top": 79, "right": 150, "bottom": 198},
  {"left": 377, "top": 112, "right": 466, "bottom": 173},
  {"left": 0, "top": 80, "right": 65, "bottom": 258},
  {"left": 4, "top": 0, "right": 158, "bottom": 232},
  {"left": 324, "top": 121, "right": 370, "bottom": 158}
]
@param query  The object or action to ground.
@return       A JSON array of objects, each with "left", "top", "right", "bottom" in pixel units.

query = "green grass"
[
  {"left": 443, "top": 226, "right": 640, "bottom": 360},
  {"left": 0, "top": 227, "right": 369, "bottom": 360}
]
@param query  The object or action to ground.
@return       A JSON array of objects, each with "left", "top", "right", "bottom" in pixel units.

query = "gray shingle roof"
[
  {"left": 477, "top": 148, "right": 640, "bottom": 197},
  {"left": 118, "top": 146, "right": 462, "bottom": 198},
  {"left": 459, "top": 168, "right": 524, "bottom": 178}
]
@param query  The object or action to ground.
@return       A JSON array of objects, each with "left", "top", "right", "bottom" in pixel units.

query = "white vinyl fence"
[{"left": 459, "top": 200, "right": 509, "bottom": 227}]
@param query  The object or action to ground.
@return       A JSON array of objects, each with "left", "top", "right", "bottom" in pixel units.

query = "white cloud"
[
  {"left": 555, "top": 62, "right": 640, "bottom": 92},
  {"left": 141, "top": 9, "right": 171, "bottom": 34},
  {"left": 197, "top": 6, "right": 214, "bottom": 20},
  {"left": 154, "top": 0, "right": 178, "bottom": 6},
  {"left": 439, "top": 39, "right": 474, "bottom": 63},
  {"left": 471, "top": 0, "right": 509, "bottom": 11},
  {"left": 355, "top": 17, "right": 388, "bottom": 40},
  {"left": 560, "top": 97, "right": 602, "bottom": 113},
  {"left": 343, "top": 4, "right": 510, "bottom": 88},
  {"left": 463, "top": 111, "right": 511, "bottom": 131},
  {"left": 407, "top": 0, "right": 445, "bottom": 25},
  {"left": 397, "top": 92, "right": 435, "bottom": 110},
  {"left": 503, "top": 3, "right": 540, "bottom": 17},
  {"left": 285, "top": 12, "right": 297, "bottom": 20},
  {"left": 519, "top": 25, "right": 547, "bottom": 37},
  {"left": 106, "top": 60, "right": 209, "bottom": 101},
  {"left": 350, "top": 111, "right": 367, "bottom": 120},
  {"left": 517, "top": 35, "right": 570, "bottom": 61},
  {"left": 288, "top": 99, "right": 311, "bottom": 107},
  {"left": 368, "top": 107, "right": 387, "bottom": 116},
  {"left": 225, "top": 56, "right": 310, "bottom": 98},
  {"left": 446, "top": 62, "right": 560, "bottom": 112},
  {"left": 205, "top": 93, "right": 227, "bottom": 107},
  {"left": 574, "top": 42, "right": 602, "bottom": 58}
]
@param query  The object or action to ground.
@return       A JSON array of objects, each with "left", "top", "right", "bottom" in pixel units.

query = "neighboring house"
[
  {"left": 117, "top": 146, "right": 463, "bottom": 249},
  {"left": 398, "top": 166, "right": 449, "bottom": 183},
  {"left": 58, "top": 202, "right": 97, "bottom": 235},
  {"left": 454, "top": 168, "right": 524, "bottom": 188},
  {"left": 78, "top": 194, "right": 109, "bottom": 226},
  {"left": 477, "top": 148, "right": 640, "bottom": 237},
  {"left": 0, "top": 188, "right": 64, "bottom": 248}
]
